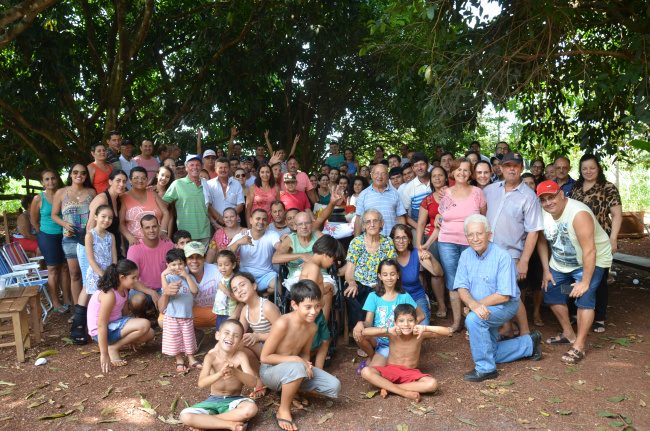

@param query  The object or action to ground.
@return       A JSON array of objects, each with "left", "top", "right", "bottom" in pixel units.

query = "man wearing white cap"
[{"left": 202, "top": 149, "right": 218, "bottom": 179}]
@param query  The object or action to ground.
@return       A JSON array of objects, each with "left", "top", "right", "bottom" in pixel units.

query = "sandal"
[
  {"left": 356, "top": 348, "right": 368, "bottom": 358},
  {"left": 273, "top": 413, "right": 295, "bottom": 430},
  {"left": 355, "top": 359, "right": 368, "bottom": 375},
  {"left": 189, "top": 362, "right": 203, "bottom": 370},
  {"left": 593, "top": 321, "right": 606, "bottom": 333},
  {"left": 436, "top": 310, "right": 447, "bottom": 318},
  {"left": 175, "top": 363, "right": 188, "bottom": 373},
  {"left": 55, "top": 304, "right": 71, "bottom": 314},
  {"left": 293, "top": 393, "right": 309, "bottom": 408},
  {"left": 546, "top": 333, "right": 572, "bottom": 345},
  {"left": 111, "top": 359, "right": 128, "bottom": 367},
  {"left": 533, "top": 318, "right": 545, "bottom": 327},
  {"left": 561, "top": 347, "right": 585, "bottom": 365}
]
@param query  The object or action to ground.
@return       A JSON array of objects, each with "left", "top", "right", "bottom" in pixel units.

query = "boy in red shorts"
[{"left": 361, "top": 303, "right": 451, "bottom": 402}]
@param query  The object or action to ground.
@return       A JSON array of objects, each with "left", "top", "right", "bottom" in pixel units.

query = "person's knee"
[
  {"left": 360, "top": 366, "right": 376, "bottom": 380},
  {"left": 423, "top": 376, "right": 438, "bottom": 392},
  {"left": 129, "top": 295, "right": 146, "bottom": 311},
  {"left": 179, "top": 411, "right": 194, "bottom": 425},
  {"left": 465, "top": 311, "right": 480, "bottom": 326},
  {"left": 239, "top": 402, "right": 258, "bottom": 420}
]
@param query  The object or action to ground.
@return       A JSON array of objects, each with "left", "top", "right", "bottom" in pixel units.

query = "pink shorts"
[
  {"left": 161, "top": 316, "right": 196, "bottom": 356},
  {"left": 373, "top": 364, "right": 432, "bottom": 384}
]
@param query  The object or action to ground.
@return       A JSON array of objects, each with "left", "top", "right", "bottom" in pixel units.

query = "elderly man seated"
[
  {"left": 272, "top": 211, "right": 338, "bottom": 320},
  {"left": 454, "top": 214, "right": 542, "bottom": 382},
  {"left": 227, "top": 208, "right": 280, "bottom": 296}
]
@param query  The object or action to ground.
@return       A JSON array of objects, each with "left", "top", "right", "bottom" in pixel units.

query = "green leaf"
[
  {"left": 629, "top": 140, "right": 650, "bottom": 153},
  {"left": 36, "top": 350, "right": 59, "bottom": 359},
  {"left": 317, "top": 413, "right": 333, "bottom": 424},
  {"left": 0, "top": 389, "right": 14, "bottom": 396},
  {"left": 426, "top": 5, "right": 436, "bottom": 20},
  {"left": 498, "top": 381, "right": 514, "bottom": 386},
  {"left": 38, "top": 410, "right": 75, "bottom": 420},
  {"left": 608, "top": 421, "right": 625, "bottom": 427},
  {"left": 437, "top": 352, "right": 451, "bottom": 360},
  {"left": 533, "top": 375, "right": 542, "bottom": 382},
  {"left": 98, "top": 419, "right": 121, "bottom": 423},
  {"left": 480, "top": 390, "right": 498, "bottom": 398},
  {"left": 557, "top": 410, "right": 572, "bottom": 415},
  {"left": 171, "top": 397, "right": 179, "bottom": 415},
  {"left": 607, "top": 396, "right": 625, "bottom": 402},
  {"left": 457, "top": 417, "right": 477, "bottom": 426},
  {"left": 102, "top": 385, "right": 113, "bottom": 399},
  {"left": 546, "top": 398, "right": 563, "bottom": 403}
]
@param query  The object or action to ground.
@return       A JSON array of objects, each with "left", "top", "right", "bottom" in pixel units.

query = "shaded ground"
[{"left": 0, "top": 238, "right": 649, "bottom": 431}]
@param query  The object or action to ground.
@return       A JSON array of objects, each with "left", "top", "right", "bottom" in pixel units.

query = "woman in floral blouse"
[
  {"left": 569, "top": 154, "right": 622, "bottom": 333},
  {"left": 344, "top": 208, "right": 396, "bottom": 356}
]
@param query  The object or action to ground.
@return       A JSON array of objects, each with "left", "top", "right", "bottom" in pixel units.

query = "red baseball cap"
[{"left": 536, "top": 180, "right": 560, "bottom": 197}]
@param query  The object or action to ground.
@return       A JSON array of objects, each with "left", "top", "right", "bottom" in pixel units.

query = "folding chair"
[
  {"left": 273, "top": 264, "right": 291, "bottom": 314},
  {"left": 3, "top": 242, "right": 48, "bottom": 280},
  {"left": 0, "top": 253, "right": 52, "bottom": 323}
]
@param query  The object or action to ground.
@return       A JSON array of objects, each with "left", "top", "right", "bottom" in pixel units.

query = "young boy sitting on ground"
[
  {"left": 360, "top": 304, "right": 451, "bottom": 402},
  {"left": 260, "top": 280, "right": 341, "bottom": 431},
  {"left": 299, "top": 235, "right": 345, "bottom": 369},
  {"left": 179, "top": 319, "right": 258, "bottom": 431}
]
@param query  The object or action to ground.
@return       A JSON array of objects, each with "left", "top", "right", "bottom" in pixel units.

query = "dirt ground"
[{"left": 0, "top": 237, "right": 649, "bottom": 431}]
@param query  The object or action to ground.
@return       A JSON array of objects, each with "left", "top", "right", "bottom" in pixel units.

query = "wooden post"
[
  {"left": 197, "top": 127, "right": 202, "bottom": 156},
  {"left": 2, "top": 211, "right": 9, "bottom": 245}
]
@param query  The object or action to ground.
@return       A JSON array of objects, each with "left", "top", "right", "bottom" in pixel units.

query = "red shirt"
[
  {"left": 280, "top": 190, "right": 311, "bottom": 212},
  {"left": 420, "top": 193, "right": 440, "bottom": 237}
]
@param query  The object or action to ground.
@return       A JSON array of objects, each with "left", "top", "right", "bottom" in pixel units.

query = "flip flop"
[
  {"left": 175, "top": 363, "right": 188, "bottom": 373},
  {"left": 55, "top": 305, "right": 71, "bottom": 314},
  {"left": 189, "top": 362, "right": 203, "bottom": 370},
  {"left": 561, "top": 347, "right": 585, "bottom": 365},
  {"left": 111, "top": 359, "right": 128, "bottom": 367},
  {"left": 272, "top": 413, "right": 295, "bottom": 431},
  {"left": 533, "top": 318, "right": 545, "bottom": 327},
  {"left": 356, "top": 348, "right": 368, "bottom": 358},
  {"left": 593, "top": 321, "right": 606, "bottom": 333},
  {"left": 293, "top": 393, "right": 309, "bottom": 408},
  {"left": 355, "top": 359, "right": 368, "bottom": 375},
  {"left": 546, "top": 333, "right": 572, "bottom": 345},
  {"left": 436, "top": 310, "right": 447, "bottom": 318}
]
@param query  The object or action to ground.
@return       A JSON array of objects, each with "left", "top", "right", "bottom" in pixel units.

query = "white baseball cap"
[{"left": 202, "top": 149, "right": 217, "bottom": 158}]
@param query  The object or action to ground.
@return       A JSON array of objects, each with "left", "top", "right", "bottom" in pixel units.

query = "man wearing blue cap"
[{"left": 163, "top": 154, "right": 211, "bottom": 247}]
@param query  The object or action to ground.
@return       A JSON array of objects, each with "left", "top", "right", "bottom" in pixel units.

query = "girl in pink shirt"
[
  {"left": 87, "top": 259, "right": 155, "bottom": 373},
  {"left": 437, "top": 158, "right": 487, "bottom": 333}
]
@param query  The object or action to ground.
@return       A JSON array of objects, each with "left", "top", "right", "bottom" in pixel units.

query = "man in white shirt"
[
  {"left": 240, "top": 156, "right": 256, "bottom": 188},
  {"left": 203, "top": 157, "right": 245, "bottom": 228},
  {"left": 119, "top": 139, "right": 138, "bottom": 190},
  {"left": 401, "top": 152, "right": 432, "bottom": 229}
]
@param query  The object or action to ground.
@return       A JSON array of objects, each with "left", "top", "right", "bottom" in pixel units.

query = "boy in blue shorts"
[{"left": 179, "top": 319, "right": 257, "bottom": 431}]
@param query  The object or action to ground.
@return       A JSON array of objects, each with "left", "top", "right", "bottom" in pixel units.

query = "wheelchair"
[{"left": 273, "top": 263, "right": 346, "bottom": 358}]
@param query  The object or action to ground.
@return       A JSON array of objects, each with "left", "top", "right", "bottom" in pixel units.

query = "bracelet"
[
  {"left": 161, "top": 229, "right": 168, "bottom": 233},
  {"left": 386, "top": 327, "right": 389, "bottom": 334}
]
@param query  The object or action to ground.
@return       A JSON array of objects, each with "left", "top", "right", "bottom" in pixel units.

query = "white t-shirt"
[
  {"left": 230, "top": 230, "right": 280, "bottom": 276},
  {"left": 119, "top": 156, "right": 139, "bottom": 190},
  {"left": 245, "top": 175, "right": 256, "bottom": 188},
  {"left": 189, "top": 263, "right": 223, "bottom": 308}
]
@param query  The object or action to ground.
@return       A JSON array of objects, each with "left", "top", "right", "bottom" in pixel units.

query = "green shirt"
[
  {"left": 325, "top": 154, "right": 345, "bottom": 168},
  {"left": 162, "top": 176, "right": 210, "bottom": 239}
]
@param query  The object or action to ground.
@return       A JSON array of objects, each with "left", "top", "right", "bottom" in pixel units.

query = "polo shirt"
[
  {"left": 401, "top": 176, "right": 432, "bottom": 222},
  {"left": 355, "top": 184, "right": 406, "bottom": 236},
  {"left": 484, "top": 180, "right": 543, "bottom": 259},
  {"left": 554, "top": 175, "right": 576, "bottom": 197},
  {"left": 203, "top": 176, "right": 245, "bottom": 216},
  {"left": 162, "top": 176, "right": 210, "bottom": 239}
]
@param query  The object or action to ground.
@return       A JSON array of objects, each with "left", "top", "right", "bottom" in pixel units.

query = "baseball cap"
[
  {"left": 185, "top": 154, "right": 202, "bottom": 164},
  {"left": 283, "top": 172, "right": 297, "bottom": 182},
  {"left": 184, "top": 241, "right": 206, "bottom": 257},
  {"left": 536, "top": 180, "right": 560, "bottom": 197},
  {"left": 490, "top": 154, "right": 503, "bottom": 164},
  {"left": 502, "top": 152, "right": 523, "bottom": 165},
  {"left": 240, "top": 156, "right": 253, "bottom": 163},
  {"left": 175, "top": 160, "right": 185, "bottom": 167},
  {"left": 202, "top": 149, "right": 216, "bottom": 158},
  {"left": 121, "top": 138, "right": 133, "bottom": 146}
]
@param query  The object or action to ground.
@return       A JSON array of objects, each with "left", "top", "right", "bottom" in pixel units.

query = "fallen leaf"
[
  {"left": 72, "top": 398, "right": 88, "bottom": 407},
  {"left": 157, "top": 415, "right": 182, "bottom": 424},
  {"left": 102, "top": 384, "right": 113, "bottom": 399},
  {"left": 94, "top": 375, "right": 104, "bottom": 378},
  {"left": 158, "top": 380, "right": 171, "bottom": 386},
  {"left": 557, "top": 410, "right": 572, "bottom": 415},
  {"left": 437, "top": 352, "right": 451, "bottom": 360},
  {"left": 480, "top": 390, "right": 497, "bottom": 398},
  {"left": 533, "top": 375, "right": 542, "bottom": 382},
  {"left": 539, "top": 411, "right": 550, "bottom": 417},
  {"left": 516, "top": 419, "right": 530, "bottom": 424},
  {"left": 171, "top": 397, "right": 179, "bottom": 415},
  {"left": 49, "top": 367, "right": 61, "bottom": 371},
  {"left": 98, "top": 419, "right": 121, "bottom": 423},
  {"left": 0, "top": 389, "right": 14, "bottom": 396},
  {"left": 61, "top": 337, "right": 73, "bottom": 346},
  {"left": 598, "top": 410, "right": 618, "bottom": 418},
  {"left": 317, "top": 413, "right": 334, "bottom": 424},
  {"left": 84, "top": 373, "right": 91, "bottom": 378},
  {"left": 0, "top": 381, "right": 16, "bottom": 386},
  {"left": 58, "top": 382, "right": 68, "bottom": 389},
  {"left": 0, "top": 417, "right": 12, "bottom": 422},
  {"left": 498, "top": 381, "right": 514, "bottom": 386},
  {"left": 28, "top": 399, "right": 48, "bottom": 408},
  {"left": 138, "top": 407, "right": 158, "bottom": 416},
  {"left": 101, "top": 406, "right": 117, "bottom": 416},
  {"left": 608, "top": 421, "right": 625, "bottom": 427},
  {"left": 546, "top": 398, "right": 563, "bottom": 403},
  {"left": 457, "top": 417, "right": 477, "bottom": 426},
  {"left": 136, "top": 379, "right": 153, "bottom": 382},
  {"left": 37, "top": 410, "right": 75, "bottom": 420},
  {"left": 607, "top": 396, "right": 625, "bottom": 402},
  {"left": 119, "top": 374, "right": 136, "bottom": 379},
  {"left": 543, "top": 376, "right": 558, "bottom": 380},
  {"left": 527, "top": 397, "right": 535, "bottom": 402},
  {"left": 36, "top": 350, "right": 59, "bottom": 359},
  {"left": 397, "top": 425, "right": 410, "bottom": 431},
  {"left": 364, "top": 390, "right": 378, "bottom": 399},
  {"left": 325, "top": 400, "right": 333, "bottom": 408},
  {"left": 640, "top": 400, "right": 646, "bottom": 407}
]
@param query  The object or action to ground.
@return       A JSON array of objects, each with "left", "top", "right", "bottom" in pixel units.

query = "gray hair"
[
  {"left": 370, "top": 163, "right": 388, "bottom": 175},
  {"left": 463, "top": 214, "right": 491, "bottom": 235},
  {"left": 361, "top": 208, "right": 383, "bottom": 224}
]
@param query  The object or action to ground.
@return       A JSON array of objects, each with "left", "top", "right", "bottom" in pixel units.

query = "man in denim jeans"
[{"left": 454, "top": 214, "right": 542, "bottom": 382}]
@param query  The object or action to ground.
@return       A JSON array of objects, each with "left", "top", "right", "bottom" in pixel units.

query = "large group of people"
[{"left": 13, "top": 131, "right": 624, "bottom": 431}]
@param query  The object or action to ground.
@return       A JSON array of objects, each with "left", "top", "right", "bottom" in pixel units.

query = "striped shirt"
[
  {"left": 400, "top": 176, "right": 432, "bottom": 222},
  {"left": 355, "top": 185, "right": 406, "bottom": 236},
  {"left": 246, "top": 297, "right": 273, "bottom": 334},
  {"left": 162, "top": 176, "right": 210, "bottom": 239},
  {"left": 453, "top": 242, "right": 520, "bottom": 302}
]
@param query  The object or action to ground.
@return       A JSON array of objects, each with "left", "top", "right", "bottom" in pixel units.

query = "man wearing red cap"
[{"left": 536, "top": 181, "right": 612, "bottom": 365}]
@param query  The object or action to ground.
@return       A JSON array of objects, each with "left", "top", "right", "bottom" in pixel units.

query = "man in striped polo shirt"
[
  {"left": 162, "top": 154, "right": 211, "bottom": 247},
  {"left": 401, "top": 152, "right": 432, "bottom": 231}
]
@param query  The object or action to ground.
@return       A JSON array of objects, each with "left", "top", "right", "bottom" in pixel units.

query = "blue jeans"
[
  {"left": 438, "top": 242, "right": 470, "bottom": 291},
  {"left": 466, "top": 300, "right": 533, "bottom": 373},
  {"left": 415, "top": 296, "right": 431, "bottom": 326}
]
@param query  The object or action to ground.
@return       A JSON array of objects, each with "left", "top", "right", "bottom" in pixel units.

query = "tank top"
[
  {"left": 122, "top": 190, "right": 162, "bottom": 239},
  {"left": 347, "top": 161, "right": 357, "bottom": 175},
  {"left": 251, "top": 186, "right": 277, "bottom": 222},
  {"left": 319, "top": 190, "right": 331, "bottom": 205},
  {"left": 14, "top": 213, "right": 37, "bottom": 239},
  {"left": 85, "top": 229, "right": 114, "bottom": 294},
  {"left": 246, "top": 297, "right": 273, "bottom": 334},
  {"left": 287, "top": 232, "right": 326, "bottom": 278},
  {"left": 39, "top": 192, "right": 62, "bottom": 235},
  {"left": 91, "top": 162, "right": 113, "bottom": 194},
  {"left": 61, "top": 189, "right": 92, "bottom": 238},
  {"left": 542, "top": 198, "right": 613, "bottom": 272},
  {"left": 87, "top": 288, "right": 128, "bottom": 337},
  {"left": 400, "top": 248, "right": 426, "bottom": 301}
]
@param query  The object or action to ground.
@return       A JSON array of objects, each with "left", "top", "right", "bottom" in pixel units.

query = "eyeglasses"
[
  {"left": 364, "top": 219, "right": 381, "bottom": 225},
  {"left": 466, "top": 232, "right": 487, "bottom": 239},
  {"left": 234, "top": 174, "right": 245, "bottom": 178},
  {"left": 295, "top": 221, "right": 313, "bottom": 227},
  {"left": 72, "top": 170, "right": 87, "bottom": 176},
  {"left": 393, "top": 236, "right": 409, "bottom": 242}
]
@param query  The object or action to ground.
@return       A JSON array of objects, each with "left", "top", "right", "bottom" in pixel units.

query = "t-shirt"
[
  {"left": 119, "top": 156, "right": 139, "bottom": 190},
  {"left": 363, "top": 292, "right": 418, "bottom": 342},
  {"left": 269, "top": 223, "right": 291, "bottom": 237},
  {"left": 126, "top": 239, "right": 174, "bottom": 290},
  {"left": 163, "top": 273, "right": 197, "bottom": 318},
  {"left": 325, "top": 154, "right": 345, "bottom": 168},
  {"left": 438, "top": 186, "right": 486, "bottom": 245},
  {"left": 134, "top": 156, "right": 160, "bottom": 182},
  {"left": 280, "top": 190, "right": 310, "bottom": 212},
  {"left": 230, "top": 230, "right": 280, "bottom": 276},
  {"left": 191, "top": 263, "right": 223, "bottom": 308},
  {"left": 245, "top": 175, "right": 256, "bottom": 188}
]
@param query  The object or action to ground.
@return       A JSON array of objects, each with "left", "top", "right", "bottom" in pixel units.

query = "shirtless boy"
[
  {"left": 179, "top": 319, "right": 258, "bottom": 431},
  {"left": 361, "top": 304, "right": 451, "bottom": 402},
  {"left": 299, "top": 235, "right": 345, "bottom": 369},
  {"left": 260, "top": 280, "right": 341, "bottom": 431}
]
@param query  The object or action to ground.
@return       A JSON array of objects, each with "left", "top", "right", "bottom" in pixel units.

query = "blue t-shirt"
[
  {"left": 164, "top": 273, "right": 197, "bottom": 318},
  {"left": 363, "top": 291, "right": 418, "bottom": 342}
]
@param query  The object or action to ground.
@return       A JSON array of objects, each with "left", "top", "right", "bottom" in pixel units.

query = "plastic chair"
[{"left": 0, "top": 253, "right": 52, "bottom": 323}]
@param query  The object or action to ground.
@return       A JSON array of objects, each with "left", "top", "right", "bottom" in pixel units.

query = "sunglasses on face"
[
  {"left": 235, "top": 174, "right": 245, "bottom": 178},
  {"left": 72, "top": 170, "right": 87, "bottom": 175}
]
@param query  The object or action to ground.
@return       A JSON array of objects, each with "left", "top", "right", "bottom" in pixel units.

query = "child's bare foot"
[
  {"left": 404, "top": 391, "right": 421, "bottom": 403},
  {"left": 107, "top": 345, "right": 123, "bottom": 363},
  {"left": 380, "top": 389, "right": 388, "bottom": 399},
  {"left": 274, "top": 411, "right": 297, "bottom": 431},
  {"left": 189, "top": 427, "right": 205, "bottom": 431}
]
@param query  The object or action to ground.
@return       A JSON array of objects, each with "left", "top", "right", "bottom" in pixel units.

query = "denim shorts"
[
  {"left": 375, "top": 337, "right": 390, "bottom": 359},
  {"left": 543, "top": 266, "right": 606, "bottom": 310},
  {"left": 37, "top": 231, "right": 65, "bottom": 266},
  {"left": 129, "top": 287, "right": 163, "bottom": 308},
  {"left": 92, "top": 316, "right": 132, "bottom": 344},
  {"left": 61, "top": 236, "right": 79, "bottom": 259}
]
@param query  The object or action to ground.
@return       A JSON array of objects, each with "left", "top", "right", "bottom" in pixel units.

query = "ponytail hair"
[{"left": 98, "top": 259, "right": 138, "bottom": 293}]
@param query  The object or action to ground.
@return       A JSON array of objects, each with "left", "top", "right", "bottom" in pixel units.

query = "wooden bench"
[
  {"left": 0, "top": 296, "right": 30, "bottom": 362},
  {"left": 0, "top": 285, "right": 42, "bottom": 344},
  {"left": 612, "top": 253, "right": 650, "bottom": 272}
]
